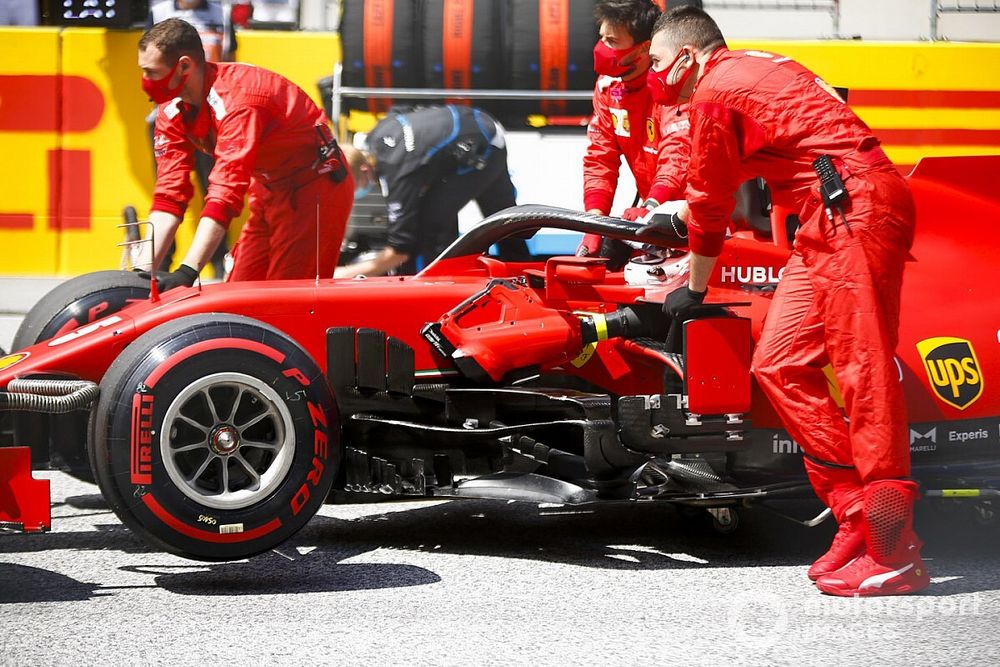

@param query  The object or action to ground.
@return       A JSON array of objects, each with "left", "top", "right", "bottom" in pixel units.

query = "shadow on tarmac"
[
  {"left": 118, "top": 550, "right": 441, "bottom": 596},
  {"left": 2, "top": 496, "right": 998, "bottom": 600},
  {"left": 0, "top": 563, "right": 105, "bottom": 603}
]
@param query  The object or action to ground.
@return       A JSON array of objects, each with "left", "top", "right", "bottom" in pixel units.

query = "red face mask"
[
  {"left": 141, "top": 59, "right": 188, "bottom": 104},
  {"left": 593, "top": 41, "right": 643, "bottom": 78},
  {"left": 647, "top": 49, "right": 694, "bottom": 105}
]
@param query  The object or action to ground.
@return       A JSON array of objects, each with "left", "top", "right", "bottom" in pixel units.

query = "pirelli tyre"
[
  {"left": 12, "top": 270, "right": 150, "bottom": 351},
  {"left": 12, "top": 270, "right": 150, "bottom": 479},
  {"left": 90, "top": 314, "right": 340, "bottom": 561}
]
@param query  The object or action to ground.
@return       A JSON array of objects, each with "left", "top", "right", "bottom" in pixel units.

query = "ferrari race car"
[{"left": 1, "top": 155, "right": 997, "bottom": 561}]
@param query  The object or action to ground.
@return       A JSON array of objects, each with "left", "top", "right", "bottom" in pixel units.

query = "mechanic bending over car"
[
  {"left": 136, "top": 18, "right": 353, "bottom": 289},
  {"left": 649, "top": 7, "right": 925, "bottom": 596},
  {"left": 143, "top": 0, "right": 237, "bottom": 280},
  {"left": 578, "top": 0, "right": 691, "bottom": 258},
  {"left": 335, "top": 105, "right": 529, "bottom": 279}
]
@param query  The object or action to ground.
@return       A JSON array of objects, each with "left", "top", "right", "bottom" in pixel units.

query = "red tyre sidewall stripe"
[
  {"left": 142, "top": 494, "right": 282, "bottom": 543},
  {"left": 144, "top": 338, "right": 286, "bottom": 389},
  {"left": 539, "top": 0, "right": 569, "bottom": 115},
  {"left": 364, "top": 0, "right": 395, "bottom": 112},
  {"left": 442, "top": 0, "right": 473, "bottom": 98}
]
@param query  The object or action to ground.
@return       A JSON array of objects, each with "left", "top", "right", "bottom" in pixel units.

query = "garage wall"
[
  {"left": 0, "top": 28, "right": 338, "bottom": 277},
  {"left": 0, "top": 28, "right": 997, "bottom": 276}
]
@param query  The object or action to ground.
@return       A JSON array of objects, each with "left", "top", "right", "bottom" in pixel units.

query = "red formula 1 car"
[{"left": 1, "top": 156, "right": 998, "bottom": 560}]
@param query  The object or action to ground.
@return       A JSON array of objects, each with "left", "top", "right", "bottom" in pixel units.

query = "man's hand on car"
[
  {"left": 664, "top": 284, "right": 707, "bottom": 321},
  {"left": 621, "top": 206, "right": 651, "bottom": 222},
  {"left": 138, "top": 264, "right": 199, "bottom": 292}
]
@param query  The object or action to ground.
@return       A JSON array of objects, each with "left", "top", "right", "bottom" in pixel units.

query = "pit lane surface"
[{"left": 1, "top": 472, "right": 997, "bottom": 666}]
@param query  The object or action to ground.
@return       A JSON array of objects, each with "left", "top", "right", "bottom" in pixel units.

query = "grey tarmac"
[{"left": 1, "top": 471, "right": 997, "bottom": 666}]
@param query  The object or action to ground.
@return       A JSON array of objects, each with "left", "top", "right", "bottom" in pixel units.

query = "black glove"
[
  {"left": 599, "top": 237, "right": 634, "bottom": 272},
  {"left": 664, "top": 285, "right": 707, "bottom": 321},
  {"left": 636, "top": 212, "right": 688, "bottom": 245},
  {"left": 138, "top": 264, "right": 199, "bottom": 292}
]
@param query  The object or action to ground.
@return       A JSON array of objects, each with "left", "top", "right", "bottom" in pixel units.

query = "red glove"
[
  {"left": 621, "top": 207, "right": 650, "bottom": 221},
  {"left": 577, "top": 233, "right": 603, "bottom": 257},
  {"left": 231, "top": 2, "right": 253, "bottom": 26}
]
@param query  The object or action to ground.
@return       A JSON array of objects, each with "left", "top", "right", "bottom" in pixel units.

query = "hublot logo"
[{"left": 721, "top": 266, "right": 784, "bottom": 285}]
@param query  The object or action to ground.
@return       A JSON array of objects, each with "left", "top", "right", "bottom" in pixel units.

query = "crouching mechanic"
[
  {"left": 335, "top": 105, "right": 527, "bottom": 278},
  {"left": 138, "top": 18, "right": 353, "bottom": 288},
  {"left": 579, "top": 0, "right": 689, "bottom": 258},
  {"left": 650, "top": 7, "right": 926, "bottom": 596}
]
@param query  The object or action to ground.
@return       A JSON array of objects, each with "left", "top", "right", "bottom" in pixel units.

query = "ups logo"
[{"left": 917, "top": 337, "right": 983, "bottom": 410}]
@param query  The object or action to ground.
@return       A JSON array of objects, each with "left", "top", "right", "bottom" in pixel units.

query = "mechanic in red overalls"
[
  {"left": 579, "top": 0, "right": 690, "bottom": 258},
  {"left": 137, "top": 18, "right": 353, "bottom": 289},
  {"left": 648, "top": 7, "right": 926, "bottom": 596}
]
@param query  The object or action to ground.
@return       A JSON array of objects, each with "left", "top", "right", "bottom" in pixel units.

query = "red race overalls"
[
  {"left": 152, "top": 62, "right": 353, "bottom": 280},
  {"left": 584, "top": 75, "right": 690, "bottom": 214},
  {"left": 685, "top": 49, "right": 919, "bottom": 580}
]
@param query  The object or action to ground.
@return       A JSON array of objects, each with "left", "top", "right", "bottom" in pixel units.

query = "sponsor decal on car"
[
  {"left": 720, "top": 265, "right": 784, "bottom": 285},
  {"left": 909, "top": 418, "right": 999, "bottom": 453},
  {"left": 0, "top": 352, "right": 29, "bottom": 371},
  {"left": 772, "top": 433, "right": 802, "bottom": 455},
  {"left": 948, "top": 428, "right": 990, "bottom": 443},
  {"left": 909, "top": 426, "right": 937, "bottom": 452},
  {"left": 916, "top": 337, "right": 983, "bottom": 410},
  {"left": 47, "top": 315, "right": 123, "bottom": 347}
]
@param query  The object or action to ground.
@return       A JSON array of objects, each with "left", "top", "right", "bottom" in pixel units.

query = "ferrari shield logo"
[
  {"left": 646, "top": 117, "right": 656, "bottom": 143},
  {"left": 0, "top": 352, "right": 28, "bottom": 371},
  {"left": 917, "top": 337, "right": 983, "bottom": 410}
]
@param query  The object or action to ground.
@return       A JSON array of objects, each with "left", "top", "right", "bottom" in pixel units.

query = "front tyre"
[
  {"left": 90, "top": 314, "right": 340, "bottom": 561},
  {"left": 12, "top": 270, "right": 150, "bottom": 480}
]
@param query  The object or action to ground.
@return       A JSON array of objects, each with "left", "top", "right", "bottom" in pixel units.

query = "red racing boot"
[
  {"left": 807, "top": 511, "right": 864, "bottom": 581},
  {"left": 815, "top": 480, "right": 930, "bottom": 596}
]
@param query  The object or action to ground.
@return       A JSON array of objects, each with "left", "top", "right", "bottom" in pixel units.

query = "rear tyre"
[
  {"left": 90, "top": 314, "right": 340, "bottom": 561},
  {"left": 12, "top": 270, "right": 150, "bottom": 351},
  {"left": 12, "top": 271, "right": 150, "bottom": 481}
]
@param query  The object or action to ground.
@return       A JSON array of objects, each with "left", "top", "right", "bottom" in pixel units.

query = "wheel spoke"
[
  {"left": 172, "top": 440, "right": 209, "bottom": 453},
  {"left": 235, "top": 408, "right": 276, "bottom": 433},
  {"left": 186, "top": 453, "right": 215, "bottom": 485},
  {"left": 176, "top": 413, "right": 210, "bottom": 433},
  {"left": 200, "top": 387, "right": 222, "bottom": 425},
  {"left": 233, "top": 453, "right": 261, "bottom": 489},
  {"left": 220, "top": 457, "right": 230, "bottom": 492},
  {"left": 241, "top": 438, "right": 281, "bottom": 451},
  {"left": 227, "top": 387, "right": 246, "bottom": 423}
]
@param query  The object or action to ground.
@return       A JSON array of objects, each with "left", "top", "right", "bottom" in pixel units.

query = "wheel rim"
[{"left": 160, "top": 372, "right": 296, "bottom": 510}]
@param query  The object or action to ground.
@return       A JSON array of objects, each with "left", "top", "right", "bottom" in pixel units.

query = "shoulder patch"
[
  {"left": 664, "top": 118, "right": 690, "bottom": 134},
  {"left": 162, "top": 98, "right": 182, "bottom": 119},
  {"left": 206, "top": 87, "right": 227, "bottom": 120}
]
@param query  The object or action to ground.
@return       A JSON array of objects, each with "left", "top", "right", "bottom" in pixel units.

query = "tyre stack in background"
[
  {"left": 505, "top": 0, "right": 602, "bottom": 121},
  {"left": 325, "top": 0, "right": 601, "bottom": 128},
  {"left": 335, "top": 0, "right": 423, "bottom": 115}
]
